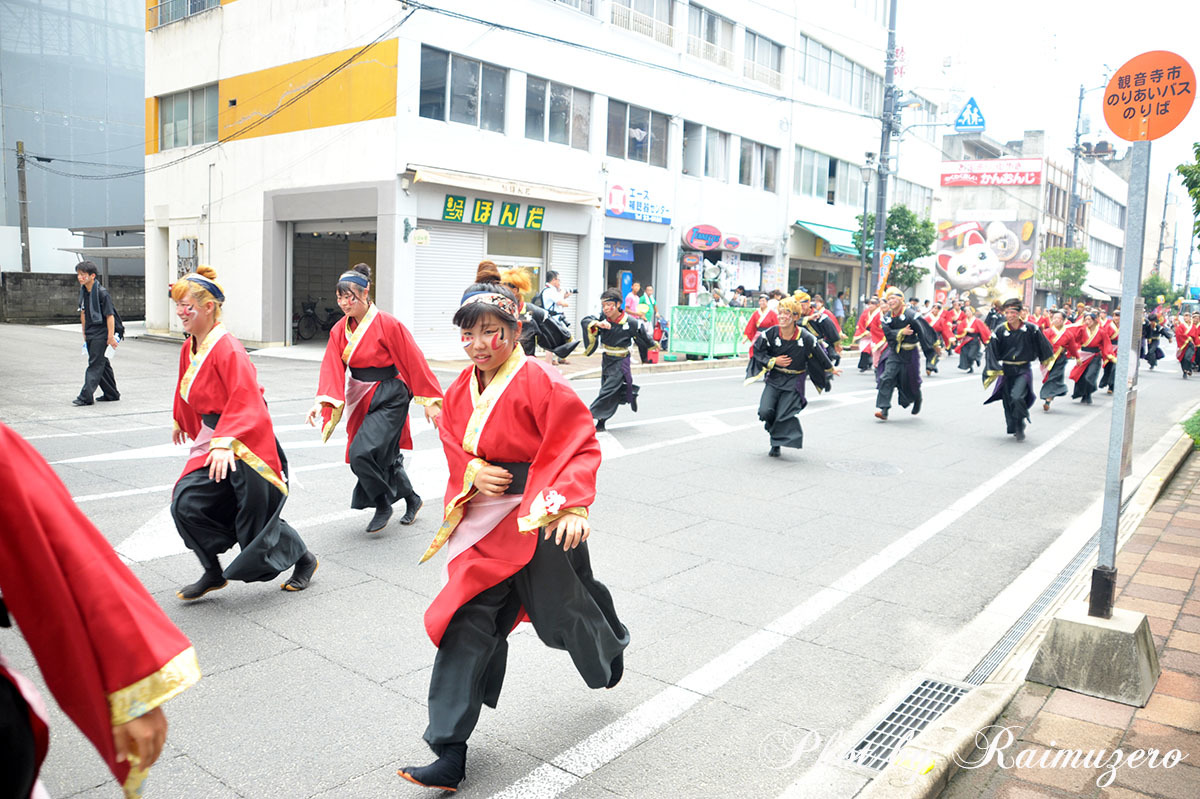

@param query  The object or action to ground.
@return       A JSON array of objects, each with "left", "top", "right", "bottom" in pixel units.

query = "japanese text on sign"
[
  {"left": 441, "top": 195, "right": 544, "bottom": 230},
  {"left": 1103, "top": 51, "right": 1195, "bottom": 142}
]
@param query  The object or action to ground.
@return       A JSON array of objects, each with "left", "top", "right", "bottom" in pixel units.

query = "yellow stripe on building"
[
  {"left": 145, "top": 97, "right": 158, "bottom": 155},
  {"left": 217, "top": 38, "right": 398, "bottom": 144}
]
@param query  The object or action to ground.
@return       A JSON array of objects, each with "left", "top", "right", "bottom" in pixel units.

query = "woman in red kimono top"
[
  {"left": 398, "top": 284, "right": 627, "bottom": 792},
  {"left": 954, "top": 305, "right": 991, "bottom": 373},
  {"left": 0, "top": 423, "right": 199, "bottom": 799},
  {"left": 306, "top": 264, "right": 443, "bottom": 533},
  {"left": 743, "top": 294, "right": 778, "bottom": 357},
  {"left": 1176, "top": 311, "right": 1196, "bottom": 377},
  {"left": 1040, "top": 310, "right": 1080, "bottom": 411},
  {"left": 1098, "top": 310, "right": 1122, "bottom": 394},
  {"left": 1070, "top": 312, "right": 1115, "bottom": 405},
  {"left": 169, "top": 268, "right": 317, "bottom": 600},
  {"left": 853, "top": 297, "right": 882, "bottom": 372},
  {"left": 925, "top": 302, "right": 954, "bottom": 375}
]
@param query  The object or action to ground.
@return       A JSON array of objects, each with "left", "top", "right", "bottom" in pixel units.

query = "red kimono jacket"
[
  {"left": 1041, "top": 323, "right": 1080, "bottom": 377},
  {"left": 1070, "top": 326, "right": 1115, "bottom": 380},
  {"left": 0, "top": 424, "right": 199, "bottom": 798},
  {"left": 173, "top": 325, "right": 287, "bottom": 494},
  {"left": 953, "top": 317, "right": 992, "bottom": 353},
  {"left": 1176, "top": 323, "right": 1196, "bottom": 361},
  {"left": 743, "top": 308, "right": 778, "bottom": 341},
  {"left": 419, "top": 349, "right": 600, "bottom": 646},
  {"left": 927, "top": 311, "right": 954, "bottom": 347},
  {"left": 316, "top": 304, "right": 443, "bottom": 457}
]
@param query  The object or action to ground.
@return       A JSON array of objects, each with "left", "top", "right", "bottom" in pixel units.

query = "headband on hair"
[
  {"left": 338, "top": 271, "right": 369, "bottom": 289},
  {"left": 460, "top": 291, "right": 518, "bottom": 319},
  {"left": 793, "top": 291, "right": 811, "bottom": 302},
  {"left": 184, "top": 274, "right": 225, "bottom": 303},
  {"left": 884, "top": 287, "right": 904, "bottom": 299}
]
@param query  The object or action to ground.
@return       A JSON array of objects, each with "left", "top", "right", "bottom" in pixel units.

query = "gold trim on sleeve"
[{"left": 108, "top": 646, "right": 201, "bottom": 727}]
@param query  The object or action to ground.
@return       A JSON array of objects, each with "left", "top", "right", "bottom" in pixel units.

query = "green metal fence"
[{"left": 669, "top": 305, "right": 757, "bottom": 358}]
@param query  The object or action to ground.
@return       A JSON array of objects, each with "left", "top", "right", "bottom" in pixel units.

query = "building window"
[
  {"left": 681, "top": 121, "right": 728, "bottom": 179},
  {"left": 744, "top": 31, "right": 783, "bottom": 89},
  {"left": 150, "top": 0, "right": 219, "bottom": 29},
  {"left": 550, "top": 0, "right": 595, "bottom": 14},
  {"left": 526, "top": 77, "right": 591, "bottom": 150},
  {"left": 794, "top": 146, "right": 829, "bottom": 200},
  {"left": 798, "top": 34, "right": 883, "bottom": 115},
  {"left": 1089, "top": 239, "right": 1123, "bottom": 271},
  {"left": 419, "top": 46, "right": 506, "bottom": 132},
  {"left": 687, "top": 4, "right": 734, "bottom": 68},
  {"left": 607, "top": 100, "right": 668, "bottom": 167},
  {"left": 1093, "top": 191, "right": 1126, "bottom": 227},
  {"left": 739, "top": 139, "right": 777, "bottom": 192},
  {"left": 611, "top": 0, "right": 674, "bottom": 47},
  {"left": 158, "top": 84, "right": 218, "bottom": 150}
]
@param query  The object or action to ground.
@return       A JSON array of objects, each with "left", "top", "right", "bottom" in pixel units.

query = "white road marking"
[
  {"left": 488, "top": 409, "right": 1102, "bottom": 799},
  {"left": 685, "top": 414, "right": 734, "bottom": 435}
]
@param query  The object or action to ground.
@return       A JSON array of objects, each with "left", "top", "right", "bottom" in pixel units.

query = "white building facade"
[{"left": 144, "top": 0, "right": 937, "bottom": 352}]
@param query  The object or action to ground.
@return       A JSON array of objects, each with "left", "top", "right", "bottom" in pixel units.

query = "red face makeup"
[{"left": 489, "top": 331, "right": 503, "bottom": 350}]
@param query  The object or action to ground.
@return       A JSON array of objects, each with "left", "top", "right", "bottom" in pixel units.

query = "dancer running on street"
[
  {"left": 853, "top": 297, "right": 883, "bottom": 372},
  {"left": 399, "top": 282, "right": 627, "bottom": 792},
  {"left": 1142, "top": 312, "right": 1165, "bottom": 370},
  {"left": 743, "top": 294, "right": 778, "bottom": 357},
  {"left": 954, "top": 305, "right": 991, "bottom": 374},
  {"left": 983, "top": 298, "right": 1054, "bottom": 442},
  {"left": 307, "top": 264, "right": 443, "bottom": 533},
  {"left": 1070, "top": 312, "right": 1114, "bottom": 405},
  {"left": 745, "top": 296, "right": 838, "bottom": 457},
  {"left": 582, "top": 289, "right": 657, "bottom": 431},
  {"left": 1040, "top": 309, "right": 1079, "bottom": 412},
  {"left": 1180, "top": 312, "right": 1198, "bottom": 378},
  {"left": 170, "top": 268, "right": 318, "bottom": 599},
  {"left": 874, "top": 287, "right": 937, "bottom": 421},
  {"left": 1098, "top": 310, "right": 1121, "bottom": 395}
]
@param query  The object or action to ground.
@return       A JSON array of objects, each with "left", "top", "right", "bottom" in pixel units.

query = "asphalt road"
[{"left": 2, "top": 322, "right": 1197, "bottom": 799}]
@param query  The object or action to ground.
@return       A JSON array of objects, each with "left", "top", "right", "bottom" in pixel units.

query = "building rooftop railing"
[
  {"left": 147, "top": 0, "right": 219, "bottom": 31},
  {"left": 611, "top": 3, "right": 674, "bottom": 47},
  {"left": 687, "top": 35, "right": 734, "bottom": 69},
  {"left": 743, "top": 60, "right": 782, "bottom": 90}
]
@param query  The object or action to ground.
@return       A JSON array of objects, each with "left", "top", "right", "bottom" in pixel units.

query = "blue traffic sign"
[{"left": 955, "top": 97, "right": 986, "bottom": 132}]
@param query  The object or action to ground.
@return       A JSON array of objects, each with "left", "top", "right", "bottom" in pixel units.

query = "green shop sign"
[{"left": 441, "top": 194, "right": 544, "bottom": 229}]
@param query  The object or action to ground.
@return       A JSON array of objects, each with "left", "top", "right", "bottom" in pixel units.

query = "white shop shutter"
[
  {"left": 549, "top": 233, "right": 580, "bottom": 336},
  {"left": 413, "top": 222, "right": 485, "bottom": 359}
]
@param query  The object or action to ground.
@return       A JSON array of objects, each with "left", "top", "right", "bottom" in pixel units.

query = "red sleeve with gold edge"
[
  {"left": 0, "top": 424, "right": 198, "bottom": 792},
  {"left": 203, "top": 337, "right": 286, "bottom": 488},
  {"left": 172, "top": 340, "right": 200, "bottom": 438}
]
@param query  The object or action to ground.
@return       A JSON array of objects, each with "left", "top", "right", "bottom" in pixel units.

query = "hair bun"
[
  {"left": 197, "top": 265, "right": 218, "bottom": 280},
  {"left": 351, "top": 263, "right": 371, "bottom": 279},
  {"left": 475, "top": 260, "right": 502, "bottom": 285}
]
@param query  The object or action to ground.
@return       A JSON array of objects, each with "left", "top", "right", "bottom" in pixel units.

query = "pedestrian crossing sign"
[{"left": 955, "top": 97, "right": 986, "bottom": 132}]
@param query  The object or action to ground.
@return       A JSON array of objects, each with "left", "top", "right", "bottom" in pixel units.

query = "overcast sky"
[{"left": 894, "top": 0, "right": 1199, "bottom": 260}]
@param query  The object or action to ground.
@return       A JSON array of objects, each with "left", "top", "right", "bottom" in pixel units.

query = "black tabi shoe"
[
  {"left": 911, "top": 396, "right": 922, "bottom": 415},
  {"left": 1043, "top": 400, "right": 1051, "bottom": 412},
  {"left": 768, "top": 446, "right": 781, "bottom": 457},
  {"left": 1107, "top": 388, "right": 1114, "bottom": 395},
  {"left": 967, "top": 367, "right": 974, "bottom": 374},
  {"left": 281, "top": 551, "right": 318, "bottom": 592},
  {"left": 72, "top": 397, "right": 92, "bottom": 406},
  {"left": 366, "top": 502, "right": 393, "bottom": 533},
  {"left": 96, "top": 395, "right": 120, "bottom": 402},
  {"left": 399, "top": 742, "right": 467, "bottom": 792},
  {"left": 630, "top": 395, "right": 638, "bottom": 412},
  {"left": 874, "top": 409, "right": 888, "bottom": 421},
  {"left": 594, "top": 419, "right": 606, "bottom": 432},
  {"left": 607, "top": 651, "right": 625, "bottom": 689},
  {"left": 177, "top": 570, "right": 228, "bottom": 601},
  {"left": 399, "top": 494, "right": 423, "bottom": 526},
  {"left": 1014, "top": 429, "right": 1026, "bottom": 442},
  {"left": 1084, "top": 396, "right": 1094, "bottom": 405}
]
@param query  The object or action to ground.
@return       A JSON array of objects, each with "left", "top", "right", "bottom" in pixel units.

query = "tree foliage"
[
  {"left": 1034, "top": 247, "right": 1089, "bottom": 302},
  {"left": 1140, "top": 271, "right": 1178, "bottom": 307},
  {"left": 852, "top": 205, "right": 937, "bottom": 290},
  {"left": 1177, "top": 142, "right": 1200, "bottom": 238}
]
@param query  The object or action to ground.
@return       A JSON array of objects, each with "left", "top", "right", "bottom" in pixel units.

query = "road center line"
[{"left": 488, "top": 409, "right": 1102, "bottom": 799}]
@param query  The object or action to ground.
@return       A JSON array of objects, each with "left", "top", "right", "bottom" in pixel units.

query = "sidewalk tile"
[
  {"left": 1161, "top": 533, "right": 1200, "bottom": 547},
  {"left": 1152, "top": 541, "right": 1200, "bottom": 557},
  {"left": 1161, "top": 649, "right": 1200, "bottom": 676},
  {"left": 1113, "top": 758, "right": 1200, "bottom": 798},
  {"left": 1121, "top": 717, "right": 1200, "bottom": 758},
  {"left": 1120, "top": 582, "right": 1189, "bottom": 605},
  {"left": 1146, "top": 511, "right": 1175, "bottom": 521},
  {"left": 1171, "top": 510, "right": 1200, "bottom": 520},
  {"left": 1023, "top": 712, "right": 1123, "bottom": 752},
  {"left": 1145, "top": 551, "right": 1200, "bottom": 568},
  {"left": 1157, "top": 671, "right": 1200, "bottom": 702},
  {"left": 1174, "top": 615, "right": 1200, "bottom": 634},
  {"left": 1136, "top": 518, "right": 1168, "bottom": 531},
  {"left": 1000, "top": 743, "right": 1102, "bottom": 794},
  {"left": 1167, "top": 629, "right": 1200, "bottom": 654},
  {"left": 1042, "top": 691, "right": 1135, "bottom": 729},
  {"left": 1137, "top": 693, "right": 1200, "bottom": 733},
  {"left": 1116, "top": 553, "right": 1146, "bottom": 571},
  {"left": 1139, "top": 560, "right": 1197, "bottom": 579},
  {"left": 1001, "top": 686, "right": 1052, "bottom": 726},
  {"left": 1163, "top": 517, "right": 1200, "bottom": 530},
  {"left": 1149, "top": 616, "right": 1174, "bottom": 639},
  {"left": 1162, "top": 524, "right": 1200, "bottom": 539},
  {"left": 1122, "top": 542, "right": 1154, "bottom": 555},
  {"left": 1184, "top": 600, "right": 1200, "bottom": 615},
  {"left": 989, "top": 778, "right": 1074, "bottom": 798},
  {"left": 1117, "top": 597, "right": 1180, "bottom": 621},
  {"left": 1101, "top": 788, "right": 1162, "bottom": 799},
  {"left": 1131, "top": 573, "right": 1194, "bottom": 592}
]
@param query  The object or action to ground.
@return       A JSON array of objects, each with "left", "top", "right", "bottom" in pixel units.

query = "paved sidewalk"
[{"left": 939, "top": 450, "right": 1200, "bottom": 799}]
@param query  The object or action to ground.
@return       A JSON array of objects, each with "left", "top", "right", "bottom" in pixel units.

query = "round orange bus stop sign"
[{"left": 1103, "top": 51, "right": 1194, "bottom": 142}]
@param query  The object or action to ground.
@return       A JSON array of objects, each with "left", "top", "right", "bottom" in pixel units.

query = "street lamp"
[{"left": 858, "top": 153, "right": 876, "bottom": 311}]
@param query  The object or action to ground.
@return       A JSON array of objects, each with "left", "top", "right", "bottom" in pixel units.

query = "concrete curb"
[
  {"left": 857, "top": 431, "right": 1196, "bottom": 799},
  {"left": 566, "top": 356, "right": 748, "bottom": 381},
  {"left": 856, "top": 681, "right": 1021, "bottom": 799}
]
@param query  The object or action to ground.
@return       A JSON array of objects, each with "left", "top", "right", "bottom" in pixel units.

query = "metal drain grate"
[{"left": 846, "top": 679, "right": 971, "bottom": 771}]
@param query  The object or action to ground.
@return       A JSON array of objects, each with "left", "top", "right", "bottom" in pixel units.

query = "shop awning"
[
  {"left": 794, "top": 220, "right": 861, "bottom": 256},
  {"left": 58, "top": 246, "right": 145, "bottom": 259},
  {"left": 408, "top": 165, "right": 601, "bottom": 207},
  {"left": 1080, "top": 284, "right": 1112, "bottom": 301}
]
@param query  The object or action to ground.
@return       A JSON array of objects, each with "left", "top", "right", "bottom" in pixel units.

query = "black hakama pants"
[
  {"left": 1099, "top": 359, "right": 1117, "bottom": 391},
  {"left": 1072, "top": 357, "right": 1103, "bottom": 402},
  {"left": 349, "top": 379, "right": 415, "bottom": 510},
  {"left": 590, "top": 354, "right": 637, "bottom": 422},
  {"left": 0, "top": 677, "right": 36, "bottom": 799},
  {"left": 424, "top": 534, "right": 629, "bottom": 747},
  {"left": 857, "top": 350, "right": 872, "bottom": 371},
  {"left": 958, "top": 339, "right": 982, "bottom": 371},
  {"left": 758, "top": 380, "right": 807, "bottom": 449},
  {"left": 1143, "top": 339, "right": 1163, "bottom": 368},
  {"left": 171, "top": 444, "right": 308, "bottom": 582},
  {"left": 876, "top": 347, "right": 922, "bottom": 410},
  {"left": 986, "top": 364, "right": 1034, "bottom": 435},
  {"left": 1039, "top": 356, "right": 1069, "bottom": 400},
  {"left": 1181, "top": 342, "right": 1195, "bottom": 376}
]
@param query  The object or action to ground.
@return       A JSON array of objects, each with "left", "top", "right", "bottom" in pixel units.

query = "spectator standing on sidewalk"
[
  {"left": 539, "top": 270, "right": 571, "bottom": 324},
  {"left": 73, "top": 261, "right": 121, "bottom": 406},
  {"left": 832, "top": 291, "right": 846, "bottom": 325},
  {"left": 623, "top": 282, "right": 650, "bottom": 362}
]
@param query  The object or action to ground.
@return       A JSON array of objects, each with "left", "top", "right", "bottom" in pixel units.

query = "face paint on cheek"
[{"left": 489, "top": 331, "right": 504, "bottom": 351}]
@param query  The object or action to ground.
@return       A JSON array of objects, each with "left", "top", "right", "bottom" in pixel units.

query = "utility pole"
[
  {"left": 1155, "top": 172, "right": 1170, "bottom": 274},
  {"left": 16, "top": 140, "right": 32, "bottom": 272},
  {"left": 870, "top": 0, "right": 899, "bottom": 296},
  {"left": 1066, "top": 85, "right": 1085, "bottom": 249},
  {"left": 1187, "top": 228, "right": 1196, "bottom": 291}
]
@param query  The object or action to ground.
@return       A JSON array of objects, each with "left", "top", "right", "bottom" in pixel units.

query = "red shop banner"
[{"left": 940, "top": 158, "right": 1043, "bottom": 187}]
